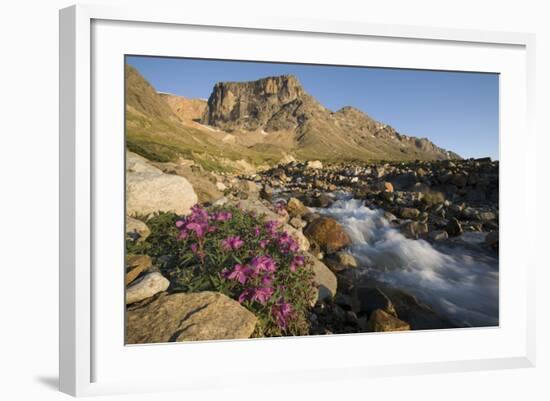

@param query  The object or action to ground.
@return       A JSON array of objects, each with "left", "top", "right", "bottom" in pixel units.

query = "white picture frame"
[{"left": 59, "top": 4, "right": 537, "bottom": 397}]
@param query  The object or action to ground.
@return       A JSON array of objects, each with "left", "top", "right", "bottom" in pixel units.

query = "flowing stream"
[{"left": 316, "top": 196, "right": 499, "bottom": 328}]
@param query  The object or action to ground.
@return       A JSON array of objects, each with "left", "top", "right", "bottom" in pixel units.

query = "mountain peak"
[
  {"left": 125, "top": 66, "right": 460, "bottom": 162},
  {"left": 201, "top": 75, "right": 308, "bottom": 131}
]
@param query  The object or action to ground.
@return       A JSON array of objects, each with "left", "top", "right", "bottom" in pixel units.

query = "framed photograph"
[{"left": 59, "top": 4, "right": 536, "bottom": 396}]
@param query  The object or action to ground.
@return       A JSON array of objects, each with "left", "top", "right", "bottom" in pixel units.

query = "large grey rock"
[
  {"left": 126, "top": 152, "right": 198, "bottom": 216},
  {"left": 126, "top": 292, "right": 257, "bottom": 343},
  {"left": 126, "top": 272, "right": 169, "bottom": 305},
  {"left": 307, "top": 253, "right": 337, "bottom": 301}
]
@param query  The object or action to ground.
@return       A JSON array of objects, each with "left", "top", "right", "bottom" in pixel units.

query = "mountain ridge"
[
  {"left": 200, "top": 74, "right": 460, "bottom": 161},
  {"left": 125, "top": 65, "right": 460, "bottom": 171}
]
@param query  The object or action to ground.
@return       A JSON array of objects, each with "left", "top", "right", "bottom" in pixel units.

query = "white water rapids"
[{"left": 316, "top": 197, "right": 499, "bottom": 328}]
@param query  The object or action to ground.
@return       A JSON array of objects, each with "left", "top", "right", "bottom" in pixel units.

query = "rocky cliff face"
[
  {"left": 201, "top": 74, "right": 460, "bottom": 161},
  {"left": 201, "top": 75, "right": 311, "bottom": 132}
]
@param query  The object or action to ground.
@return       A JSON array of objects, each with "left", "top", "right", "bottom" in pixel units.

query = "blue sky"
[{"left": 127, "top": 56, "right": 499, "bottom": 160}]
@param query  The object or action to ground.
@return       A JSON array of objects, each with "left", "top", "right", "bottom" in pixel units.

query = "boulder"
[
  {"left": 324, "top": 252, "right": 358, "bottom": 273},
  {"left": 126, "top": 292, "right": 257, "bottom": 343},
  {"left": 366, "top": 309, "right": 410, "bottom": 332},
  {"left": 126, "top": 216, "right": 150, "bottom": 242},
  {"left": 307, "top": 160, "right": 323, "bottom": 169},
  {"left": 383, "top": 181, "right": 394, "bottom": 193},
  {"left": 286, "top": 197, "right": 310, "bottom": 218},
  {"left": 401, "top": 221, "right": 428, "bottom": 239},
  {"left": 182, "top": 174, "right": 222, "bottom": 204},
  {"left": 235, "top": 179, "right": 260, "bottom": 196},
  {"left": 353, "top": 287, "right": 397, "bottom": 317},
  {"left": 126, "top": 152, "right": 198, "bottom": 216},
  {"left": 278, "top": 153, "right": 297, "bottom": 165},
  {"left": 429, "top": 230, "right": 449, "bottom": 241},
  {"left": 307, "top": 253, "right": 337, "bottom": 301},
  {"left": 380, "top": 287, "right": 456, "bottom": 330},
  {"left": 260, "top": 185, "right": 273, "bottom": 201},
  {"left": 446, "top": 217, "right": 463, "bottom": 237},
  {"left": 152, "top": 162, "right": 223, "bottom": 204},
  {"left": 289, "top": 217, "right": 306, "bottom": 229},
  {"left": 125, "top": 254, "right": 152, "bottom": 285},
  {"left": 233, "top": 199, "right": 288, "bottom": 224},
  {"left": 450, "top": 173, "right": 468, "bottom": 188},
  {"left": 308, "top": 194, "right": 334, "bottom": 208},
  {"left": 126, "top": 272, "right": 169, "bottom": 305},
  {"left": 479, "top": 211, "right": 497, "bottom": 222},
  {"left": 399, "top": 207, "right": 421, "bottom": 220},
  {"left": 304, "top": 216, "right": 351, "bottom": 253},
  {"left": 390, "top": 172, "right": 417, "bottom": 190}
]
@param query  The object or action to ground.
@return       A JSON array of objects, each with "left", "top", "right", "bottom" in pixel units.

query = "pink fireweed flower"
[
  {"left": 272, "top": 301, "right": 293, "bottom": 330},
  {"left": 277, "top": 232, "right": 299, "bottom": 254},
  {"left": 186, "top": 222, "right": 206, "bottom": 238},
  {"left": 250, "top": 255, "right": 277, "bottom": 274},
  {"left": 264, "top": 220, "right": 280, "bottom": 237},
  {"left": 190, "top": 204, "right": 209, "bottom": 220},
  {"left": 254, "top": 226, "right": 261, "bottom": 237},
  {"left": 290, "top": 255, "right": 305, "bottom": 272},
  {"left": 251, "top": 287, "right": 274, "bottom": 304},
  {"left": 221, "top": 236, "right": 244, "bottom": 251},
  {"left": 259, "top": 239, "right": 270, "bottom": 249},
  {"left": 214, "top": 211, "right": 232, "bottom": 222},
  {"left": 238, "top": 288, "right": 253, "bottom": 303},
  {"left": 227, "top": 264, "right": 251, "bottom": 285},
  {"left": 189, "top": 243, "right": 198, "bottom": 253},
  {"left": 176, "top": 204, "right": 212, "bottom": 239},
  {"left": 261, "top": 274, "right": 274, "bottom": 287}
]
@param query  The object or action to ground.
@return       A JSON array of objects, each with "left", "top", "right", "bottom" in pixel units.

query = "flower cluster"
[
  {"left": 272, "top": 301, "right": 293, "bottom": 330},
  {"left": 217, "top": 220, "right": 306, "bottom": 330},
  {"left": 259, "top": 220, "right": 300, "bottom": 255},
  {"left": 221, "top": 236, "right": 244, "bottom": 251},
  {"left": 142, "top": 204, "right": 315, "bottom": 336},
  {"left": 175, "top": 205, "right": 220, "bottom": 262},
  {"left": 223, "top": 255, "right": 278, "bottom": 302}
]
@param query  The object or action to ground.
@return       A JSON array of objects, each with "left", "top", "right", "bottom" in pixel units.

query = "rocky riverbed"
[
  {"left": 125, "top": 153, "right": 499, "bottom": 342},
  {"left": 247, "top": 158, "right": 499, "bottom": 332}
]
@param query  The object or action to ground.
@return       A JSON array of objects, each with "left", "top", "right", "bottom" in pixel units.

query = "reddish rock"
[{"left": 304, "top": 216, "right": 351, "bottom": 253}]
